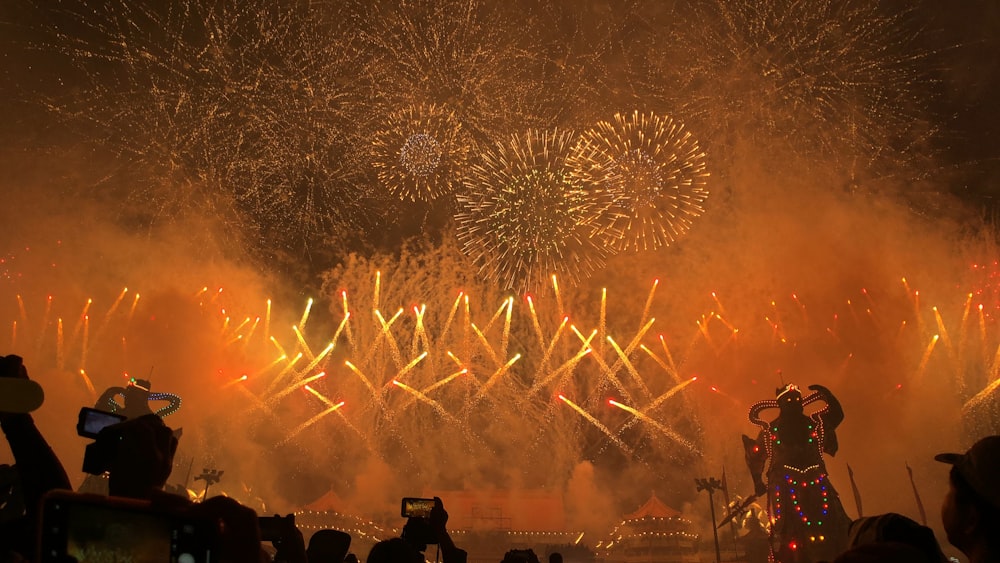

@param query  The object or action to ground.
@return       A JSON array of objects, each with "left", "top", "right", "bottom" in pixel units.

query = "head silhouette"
[
  {"left": 121, "top": 378, "right": 154, "bottom": 418},
  {"left": 367, "top": 537, "right": 423, "bottom": 563},
  {"left": 307, "top": 529, "right": 352, "bottom": 563},
  {"left": 776, "top": 384, "right": 804, "bottom": 415}
]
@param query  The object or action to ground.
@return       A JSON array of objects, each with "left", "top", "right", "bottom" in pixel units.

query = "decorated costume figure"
[
  {"left": 95, "top": 377, "right": 181, "bottom": 419},
  {"left": 742, "top": 384, "right": 850, "bottom": 562}
]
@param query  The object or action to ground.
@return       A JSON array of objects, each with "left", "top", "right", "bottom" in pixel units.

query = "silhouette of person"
[
  {"left": 842, "top": 512, "right": 946, "bottom": 562},
  {"left": 368, "top": 497, "right": 465, "bottom": 563},
  {"left": 82, "top": 413, "right": 178, "bottom": 500},
  {"left": 936, "top": 435, "right": 1000, "bottom": 563},
  {"left": 0, "top": 355, "right": 71, "bottom": 561},
  {"left": 306, "top": 529, "right": 351, "bottom": 563}
]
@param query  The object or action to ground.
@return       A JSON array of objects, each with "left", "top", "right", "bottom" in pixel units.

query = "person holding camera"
[
  {"left": 367, "top": 497, "right": 466, "bottom": 563},
  {"left": 46, "top": 404, "right": 276, "bottom": 562},
  {"left": 82, "top": 413, "right": 178, "bottom": 500}
]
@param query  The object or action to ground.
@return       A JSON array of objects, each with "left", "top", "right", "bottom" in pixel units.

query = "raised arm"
[
  {"left": 808, "top": 384, "right": 843, "bottom": 455},
  {"left": 0, "top": 355, "right": 71, "bottom": 558}
]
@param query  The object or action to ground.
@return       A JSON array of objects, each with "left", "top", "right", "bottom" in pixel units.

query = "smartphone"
[
  {"left": 38, "top": 490, "right": 211, "bottom": 563},
  {"left": 401, "top": 497, "right": 435, "bottom": 518},
  {"left": 76, "top": 407, "right": 127, "bottom": 439}
]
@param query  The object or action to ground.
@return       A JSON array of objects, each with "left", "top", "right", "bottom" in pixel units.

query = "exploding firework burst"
[
  {"left": 31, "top": 0, "right": 370, "bottom": 252},
  {"left": 370, "top": 104, "right": 473, "bottom": 203},
  {"left": 355, "top": 0, "right": 557, "bottom": 143},
  {"left": 455, "top": 129, "right": 621, "bottom": 292},
  {"left": 571, "top": 111, "right": 710, "bottom": 252},
  {"left": 647, "top": 0, "right": 934, "bottom": 171}
]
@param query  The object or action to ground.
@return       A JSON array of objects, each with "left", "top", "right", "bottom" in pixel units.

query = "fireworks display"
[
  {"left": 0, "top": 269, "right": 703, "bottom": 492},
  {"left": 6, "top": 251, "right": 1000, "bottom": 514},
  {"left": 5, "top": 0, "right": 951, "bottom": 288},
  {"left": 455, "top": 129, "right": 621, "bottom": 292},
  {"left": 2, "top": 0, "right": 997, "bottom": 551},
  {"left": 571, "top": 111, "right": 711, "bottom": 252},
  {"left": 29, "top": 0, "right": 370, "bottom": 251},
  {"left": 354, "top": 0, "right": 557, "bottom": 143},
  {"left": 370, "top": 104, "right": 473, "bottom": 203},
  {"left": 648, "top": 0, "right": 933, "bottom": 172}
]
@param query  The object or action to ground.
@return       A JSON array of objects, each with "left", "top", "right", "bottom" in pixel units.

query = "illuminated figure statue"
[
  {"left": 95, "top": 378, "right": 181, "bottom": 419},
  {"left": 742, "top": 384, "right": 850, "bottom": 563}
]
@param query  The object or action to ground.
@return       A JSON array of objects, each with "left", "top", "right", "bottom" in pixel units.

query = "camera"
[
  {"left": 37, "top": 490, "right": 212, "bottom": 562},
  {"left": 78, "top": 407, "right": 127, "bottom": 475},
  {"left": 400, "top": 497, "right": 435, "bottom": 518},
  {"left": 258, "top": 513, "right": 296, "bottom": 543},
  {"left": 76, "top": 407, "right": 127, "bottom": 439},
  {"left": 81, "top": 429, "right": 124, "bottom": 476}
]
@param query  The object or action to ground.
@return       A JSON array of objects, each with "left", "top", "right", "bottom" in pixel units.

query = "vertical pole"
[
  {"left": 697, "top": 478, "right": 725, "bottom": 563},
  {"left": 708, "top": 490, "right": 722, "bottom": 563}
]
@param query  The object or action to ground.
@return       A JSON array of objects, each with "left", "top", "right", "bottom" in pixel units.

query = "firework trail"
[
  {"left": 455, "top": 129, "right": 621, "bottom": 293},
  {"left": 370, "top": 103, "right": 473, "bottom": 203},
  {"left": 571, "top": 110, "right": 710, "bottom": 252},
  {"left": 155, "top": 256, "right": 703, "bottom": 491}
]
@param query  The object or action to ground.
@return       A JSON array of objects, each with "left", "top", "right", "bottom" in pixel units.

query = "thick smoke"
[
  {"left": 565, "top": 462, "right": 617, "bottom": 537},
  {"left": 1, "top": 141, "right": 993, "bottom": 548}
]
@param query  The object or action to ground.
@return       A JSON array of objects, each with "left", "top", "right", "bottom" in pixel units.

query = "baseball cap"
[{"left": 936, "top": 435, "right": 1000, "bottom": 509}]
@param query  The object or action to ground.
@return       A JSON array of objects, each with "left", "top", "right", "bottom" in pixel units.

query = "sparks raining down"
[
  {"left": 654, "top": 0, "right": 933, "bottom": 172},
  {"left": 571, "top": 111, "right": 710, "bottom": 252},
  {"left": 455, "top": 129, "right": 620, "bottom": 292},
  {"left": 370, "top": 104, "right": 473, "bottom": 202},
  {"left": 969, "top": 260, "right": 1000, "bottom": 321},
  {"left": 34, "top": 0, "right": 369, "bottom": 252}
]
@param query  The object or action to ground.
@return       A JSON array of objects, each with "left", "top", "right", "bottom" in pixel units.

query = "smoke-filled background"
[{"left": 1, "top": 0, "right": 1000, "bottom": 547}]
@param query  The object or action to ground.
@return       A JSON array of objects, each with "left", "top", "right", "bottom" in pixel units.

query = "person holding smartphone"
[{"left": 368, "top": 497, "right": 466, "bottom": 563}]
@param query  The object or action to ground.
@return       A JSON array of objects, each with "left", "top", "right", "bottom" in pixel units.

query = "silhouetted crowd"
[{"left": 1, "top": 353, "right": 998, "bottom": 563}]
